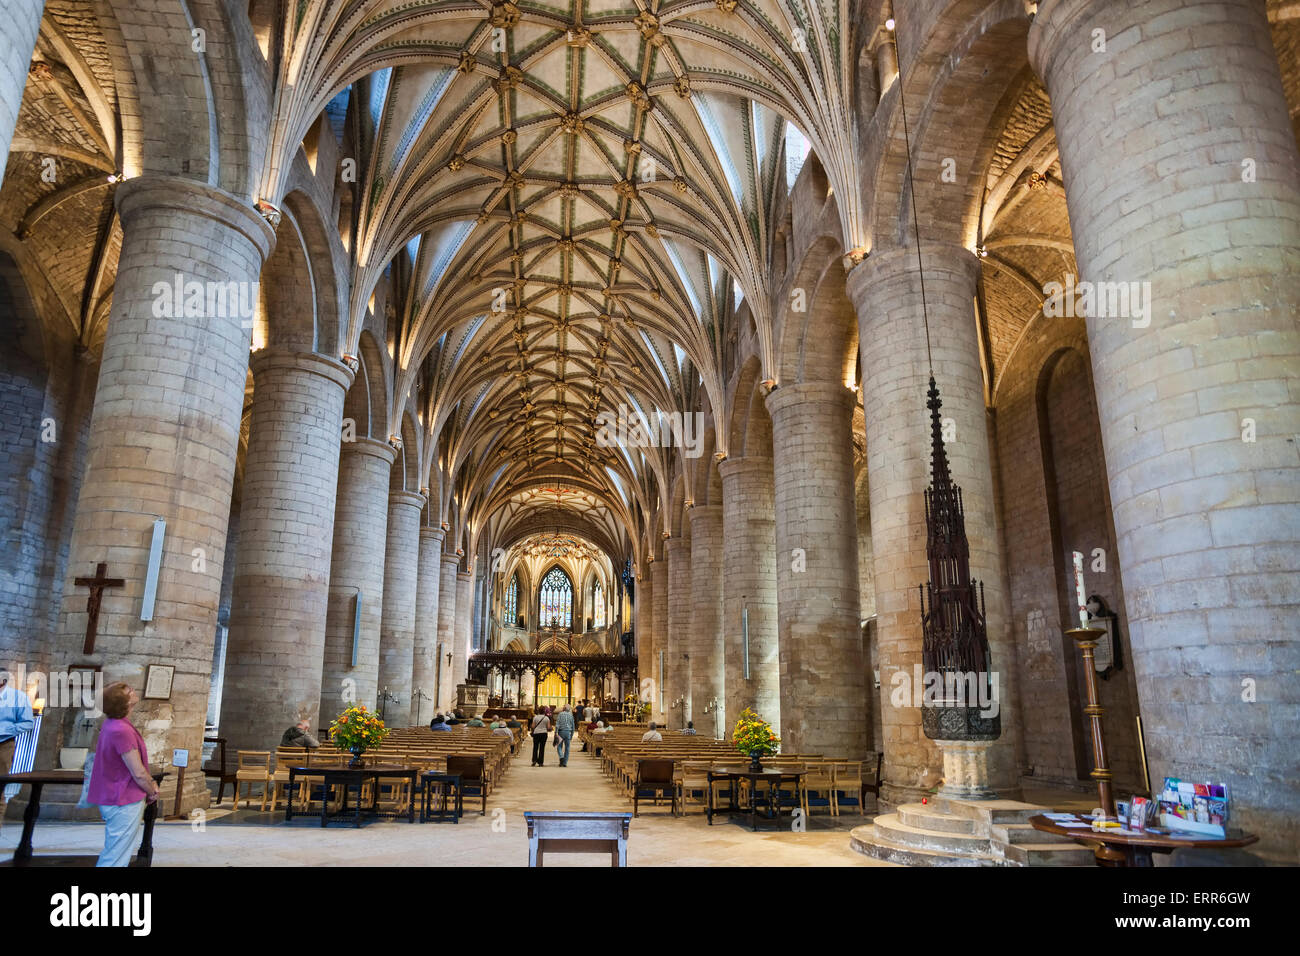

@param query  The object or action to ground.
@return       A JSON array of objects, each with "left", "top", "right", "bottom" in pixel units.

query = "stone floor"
[{"left": 0, "top": 743, "right": 895, "bottom": 866}]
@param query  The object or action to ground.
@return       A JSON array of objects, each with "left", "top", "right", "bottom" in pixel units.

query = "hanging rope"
[{"left": 894, "top": 23, "right": 934, "bottom": 375}]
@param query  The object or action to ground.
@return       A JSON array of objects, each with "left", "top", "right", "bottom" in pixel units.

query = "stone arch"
[
  {"left": 870, "top": 0, "right": 1033, "bottom": 250},
  {"left": 281, "top": 190, "right": 345, "bottom": 357},
  {"left": 390, "top": 410, "right": 421, "bottom": 492},
  {"left": 257, "top": 205, "right": 315, "bottom": 353},
  {"left": 777, "top": 236, "right": 859, "bottom": 387},
  {"left": 356, "top": 329, "right": 389, "bottom": 439}
]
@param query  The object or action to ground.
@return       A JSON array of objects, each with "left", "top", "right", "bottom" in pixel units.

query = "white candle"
[{"left": 1071, "top": 551, "right": 1089, "bottom": 628}]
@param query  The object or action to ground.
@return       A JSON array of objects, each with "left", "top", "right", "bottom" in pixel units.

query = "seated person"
[
  {"left": 280, "top": 719, "right": 321, "bottom": 749},
  {"left": 429, "top": 713, "right": 451, "bottom": 731},
  {"left": 681, "top": 721, "right": 698, "bottom": 735},
  {"left": 491, "top": 722, "right": 515, "bottom": 753},
  {"left": 640, "top": 722, "right": 663, "bottom": 743},
  {"left": 593, "top": 720, "right": 610, "bottom": 734},
  {"left": 505, "top": 717, "right": 522, "bottom": 729},
  {"left": 467, "top": 715, "right": 485, "bottom": 727}
]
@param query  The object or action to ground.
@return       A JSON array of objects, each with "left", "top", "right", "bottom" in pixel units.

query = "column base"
[{"left": 934, "top": 739, "right": 998, "bottom": 800}]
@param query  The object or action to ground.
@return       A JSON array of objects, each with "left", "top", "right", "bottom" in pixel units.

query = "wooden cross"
[{"left": 73, "top": 562, "right": 125, "bottom": 655}]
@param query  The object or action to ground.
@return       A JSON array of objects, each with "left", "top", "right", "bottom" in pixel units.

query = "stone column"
[
  {"left": 635, "top": 564, "right": 654, "bottom": 707},
  {"left": 0, "top": 1, "right": 42, "bottom": 192},
  {"left": 455, "top": 570, "right": 472, "bottom": 705},
  {"left": 436, "top": 552, "right": 458, "bottom": 713},
  {"left": 376, "top": 489, "right": 424, "bottom": 728},
  {"left": 219, "top": 349, "right": 352, "bottom": 756},
  {"left": 651, "top": 556, "right": 668, "bottom": 721},
  {"left": 320, "top": 438, "right": 395, "bottom": 721},
  {"left": 720, "top": 456, "right": 780, "bottom": 734},
  {"left": 1030, "top": 0, "right": 1300, "bottom": 857},
  {"left": 664, "top": 535, "right": 692, "bottom": 728},
  {"left": 847, "top": 243, "right": 1018, "bottom": 804},
  {"left": 689, "top": 505, "right": 725, "bottom": 737},
  {"left": 766, "top": 382, "right": 867, "bottom": 758},
  {"left": 52, "top": 177, "right": 274, "bottom": 813},
  {"left": 411, "top": 526, "right": 445, "bottom": 723}
]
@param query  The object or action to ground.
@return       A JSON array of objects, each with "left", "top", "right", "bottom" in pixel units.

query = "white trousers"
[{"left": 97, "top": 801, "right": 145, "bottom": 867}]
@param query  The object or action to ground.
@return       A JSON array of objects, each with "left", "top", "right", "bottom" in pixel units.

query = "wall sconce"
[
  {"left": 106, "top": 173, "right": 122, "bottom": 184},
  {"left": 254, "top": 199, "right": 282, "bottom": 227},
  {"left": 976, "top": 245, "right": 989, "bottom": 258}
]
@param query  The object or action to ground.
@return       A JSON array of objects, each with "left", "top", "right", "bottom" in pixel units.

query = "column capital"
[
  {"left": 456, "top": 570, "right": 472, "bottom": 581},
  {"left": 763, "top": 380, "right": 857, "bottom": 419},
  {"left": 420, "top": 526, "right": 447, "bottom": 544},
  {"left": 664, "top": 536, "right": 690, "bottom": 557},
  {"left": 687, "top": 503, "right": 723, "bottom": 528},
  {"left": 389, "top": 489, "right": 427, "bottom": 511},
  {"left": 846, "top": 241, "right": 980, "bottom": 310},
  {"left": 441, "top": 552, "right": 461, "bottom": 567},
  {"left": 717, "top": 454, "right": 772, "bottom": 483},
  {"left": 114, "top": 175, "right": 276, "bottom": 262},
  {"left": 341, "top": 436, "right": 398, "bottom": 466},
  {"left": 1027, "top": 0, "right": 1098, "bottom": 84},
  {"left": 250, "top": 348, "right": 355, "bottom": 392}
]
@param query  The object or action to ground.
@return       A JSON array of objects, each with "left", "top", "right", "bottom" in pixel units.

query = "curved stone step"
[
  {"left": 992, "top": 822, "right": 1069, "bottom": 845},
  {"left": 1001, "top": 841, "right": 1097, "bottom": 866},
  {"left": 873, "top": 813, "right": 993, "bottom": 855},
  {"left": 898, "top": 803, "right": 976, "bottom": 833},
  {"left": 850, "top": 825, "right": 1000, "bottom": 867}
]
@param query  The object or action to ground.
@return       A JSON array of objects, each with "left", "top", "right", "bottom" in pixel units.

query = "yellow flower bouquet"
[
  {"left": 733, "top": 708, "right": 779, "bottom": 768},
  {"left": 329, "top": 705, "right": 389, "bottom": 767}
]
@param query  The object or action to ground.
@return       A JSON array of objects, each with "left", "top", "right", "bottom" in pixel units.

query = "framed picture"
[{"left": 144, "top": 664, "right": 174, "bottom": 700}]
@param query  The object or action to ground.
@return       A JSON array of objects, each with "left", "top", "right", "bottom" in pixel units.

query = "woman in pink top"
[{"left": 86, "top": 682, "right": 159, "bottom": 866}]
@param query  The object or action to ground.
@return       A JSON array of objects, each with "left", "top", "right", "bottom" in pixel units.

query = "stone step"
[
  {"left": 991, "top": 822, "right": 1069, "bottom": 845},
  {"left": 1001, "top": 841, "right": 1097, "bottom": 867},
  {"left": 849, "top": 825, "right": 1000, "bottom": 867},
  {"left": 872, "top": 813, "right": 993, "bottom": 855},
  {"left": 897, "top": 802, "right": 976, "bottom": 833},
  {"left": 939, "top": 797, "right": 1044, "bottom": 825}
]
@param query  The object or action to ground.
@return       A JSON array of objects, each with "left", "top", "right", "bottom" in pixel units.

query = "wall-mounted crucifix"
[{"left": 73, "top": 563, "right": 124, "bottom": 655}]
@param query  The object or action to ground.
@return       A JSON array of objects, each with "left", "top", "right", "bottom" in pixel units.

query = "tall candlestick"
[{"left": 1071, "top": 551, "right": 1089, "bottom": 628}]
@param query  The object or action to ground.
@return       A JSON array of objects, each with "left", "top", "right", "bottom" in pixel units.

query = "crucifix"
[{"left": 73, "top": 562, "right": 124, "bottom": 655}]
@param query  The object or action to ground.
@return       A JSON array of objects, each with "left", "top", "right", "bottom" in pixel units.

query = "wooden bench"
[
  {"left": 202, "top": 737, "right": 237, "bottom": 804},
  {"left": 524, "top": 811, "right": 631, "bottom": 867}
]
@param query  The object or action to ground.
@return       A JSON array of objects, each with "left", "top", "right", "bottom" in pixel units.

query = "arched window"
[
  {"left": 593, "top": 580, "right": 606, "bottom": 628},
  {"left": 502, "top": 573, "right": 518, "bottom": 626},
  {"left": 539, "top": 567, "right": 573, "bottom": 629}
]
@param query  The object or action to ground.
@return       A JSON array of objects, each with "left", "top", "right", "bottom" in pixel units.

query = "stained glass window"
[
  {"left": 503, "top": 573, "right": 518, "bottom": 626},
  {"left": 539, "top": 566, "right": 573, "bottom": 629},
  {"left": 593, "top": 581, "right": 606, "bottom": 627}
]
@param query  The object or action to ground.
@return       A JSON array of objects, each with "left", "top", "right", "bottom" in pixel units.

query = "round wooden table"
[{"left": 1028, "top": 814, "right": 1258, "bottom": 867}]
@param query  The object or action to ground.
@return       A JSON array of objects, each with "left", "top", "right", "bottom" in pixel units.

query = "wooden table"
[
  {"left": 524, "top": 811, "right": 631, "bottom": 867},
  {"left": 0, "top": 769, "right": 167, "bottom": 867},
  {"left": 1028, "top": 814, "right": 1259, "bottom": 867},
  {"left": 706, "top": 769, "right": 805, "bottom": 831},
  {"left": 420, "top": 772, "right": 462, "bottom": 823},
  {"left": 284, "top": 765, "right": 418, "bottom": 827}
]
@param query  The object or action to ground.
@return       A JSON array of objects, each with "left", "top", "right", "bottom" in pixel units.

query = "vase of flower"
[
  {"left": 749, "top": 751, "right": 763, "bottom": 773},
  {"left": 734, "top": 707, "right": 779, "bottom": 775},
  {"left": 330, "top": 705, "right": 388, "bottom": 771},
  {"left": 348, "top": 745, "right": 365, "bottom": 769}
]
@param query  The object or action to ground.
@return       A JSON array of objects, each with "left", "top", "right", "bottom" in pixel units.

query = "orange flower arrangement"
[{"left": 329, "top": 705, "right": 388, "bottom": 754}]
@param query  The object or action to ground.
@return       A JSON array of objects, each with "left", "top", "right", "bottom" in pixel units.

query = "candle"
[{"left": 1071, "top": 551, "right": 1089, "bottom": 628}]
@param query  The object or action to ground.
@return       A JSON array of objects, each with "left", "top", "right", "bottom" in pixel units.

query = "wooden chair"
[
  {"left": 803, "top": 761, "right": 835, "bottom": 816},
  {"left": 446, "top": 755, "right": 488, "bottom": 815},
  {"left": 677, "top": 760, "right": 712, "bottom": 815},
  {"left": 202, "top": 737, "right": 237, "bottom": 805},
  {"left": 831, "top": 761, "right": 866, "bottom": 816},
  {"left": 268, "top": 748, "right": 311, "bottom": 812},
  {"left": 233, "top": 751, "right": 272, "bottom": 811},
  {"left": 633, "top": 759, "right": 678, "bottom": 817},
  {"left": 863, "top": 751, "right": 883, "bottom": 804}
]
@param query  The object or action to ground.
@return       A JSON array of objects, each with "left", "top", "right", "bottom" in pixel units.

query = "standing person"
[
  {"left": 555, "top": 705, "right": 575, "bottom": 767},
  {"left": 530, "top": 710, "right": 551, "bottom": 767},
  {"left": 86, "top": 682, "right": 159, "bottom": 867},
  {"left": 0, "top": 673, "right": 35, "bottom": 829}
]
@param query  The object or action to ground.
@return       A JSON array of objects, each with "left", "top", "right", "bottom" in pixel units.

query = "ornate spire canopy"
[{"left": 919, "top": 377, "right": 1000, "bottom": 741}]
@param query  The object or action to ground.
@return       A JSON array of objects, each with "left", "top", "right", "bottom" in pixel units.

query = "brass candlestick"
[{"left": 1068, "top": 625, "right": 1114, "bottom": 818}]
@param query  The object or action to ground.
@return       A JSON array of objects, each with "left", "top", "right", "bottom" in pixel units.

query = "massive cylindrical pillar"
[
  {"left": 847, "top": 243, "right": 1019, "bottom": 803},
  {"left": 720, "top": 456, "right": 780, "bottom": 735},
  {"left": 766, "top": 382, "right": 867, "bottom": 758},
  {"left": 220, "top": 349, "right": 351, "bottom": 755},
  {"left": 635, "top": 563, "right": 654, "bottom": 706},
  {"left": 411, "top": 526, "right": 445, "bottom": 723},
  {"left": 436, "top": 552, "right": 459, "bottom": 713},
  {"left": 320, "top": 438, "right": 395, "bottom": 722},
  {"left": 665, "top": 535, "right": 692, "bottom": 728},
  {"left": 1030, "top": 0, "right": 1300, "bottom": 857},
  {"left": 651, "top": 556, "right": 668, "bottom": 722},
  {"left": 52, "top": 177, "right": 273, "bottom": 813},
  {"left": 377, "top": 489, "right": 424, "bottom": 728},
  {"left": 455, "top": 570, "right": 472, "bottom": 706},
  {"left": 0, "top": 0, "right": 42, "bottom": 192},
  {"left": 689, "top": 504, "right": 725, "bottom": 737}
]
